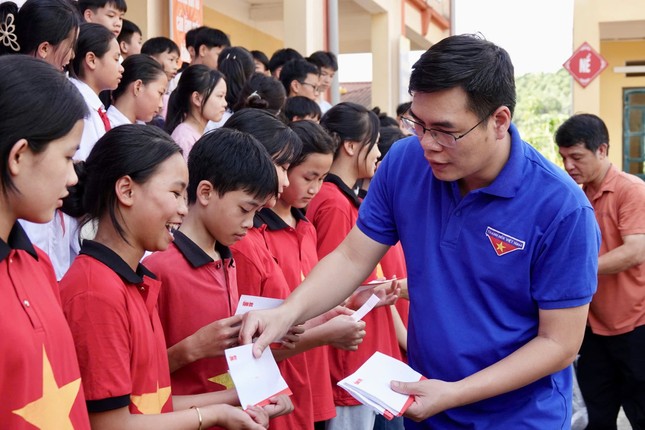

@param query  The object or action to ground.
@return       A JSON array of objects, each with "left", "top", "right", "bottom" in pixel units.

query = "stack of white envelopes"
[{"left": 338, "top": 351, "right": 425, "bottom": 420}]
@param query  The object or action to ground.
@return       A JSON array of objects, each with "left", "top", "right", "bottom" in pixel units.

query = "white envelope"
[
  {"left": 351, "top": 293, "right": 380, "bottom": 321},
  {"left": 235, "top": 294, "right": 284, "bottom": 315},
  {"left": 225, "top": 343, "right": 292, "bottom": 409},
  {"left": 338, "top": 351, "right": 424, "bottom": 419}
]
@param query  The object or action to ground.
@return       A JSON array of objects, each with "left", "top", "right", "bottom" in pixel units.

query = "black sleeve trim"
[{"left": 86, "top": 394, "right": 131, "bottom": 412}]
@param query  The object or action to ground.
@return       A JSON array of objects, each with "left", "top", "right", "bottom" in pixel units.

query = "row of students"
[{"left": 0, "top": 55, "right": 296, "bottom": 428}]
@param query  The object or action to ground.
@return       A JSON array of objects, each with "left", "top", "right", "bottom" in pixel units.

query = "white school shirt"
[
  {"left": 204, "top": 109, "right": 232, "bottom": 133},
  {"left": 70, "top": 78, "right": 108, "bottom": 161},
  {"left": 19, "top": 212, "right": 80, "bottom": 281},
  {"left": 107, "top": 105, "right": 132, "bottom": 128}
]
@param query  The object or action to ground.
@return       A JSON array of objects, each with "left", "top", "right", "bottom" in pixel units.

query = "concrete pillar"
[
  {"left": 282, "top": 0, "right": 325, "bottom": 56},
  {"left": 127, "top": 0, "right": 169, "bottom": 39},
  {"left": 371, "top": 3, "right": 402, "bottom": 114}
]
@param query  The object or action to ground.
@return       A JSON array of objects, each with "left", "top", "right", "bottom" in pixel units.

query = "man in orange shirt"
[{"left": 556, "top": 113, "right": 645, "bottom": 429}]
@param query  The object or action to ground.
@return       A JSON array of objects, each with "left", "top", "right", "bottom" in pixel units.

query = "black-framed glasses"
[
  {"left": 401, "top": 111, "right": 494, "bottom": 148},
  {"left": 299, "top": 81, "right": 320, "bottom": 93}
]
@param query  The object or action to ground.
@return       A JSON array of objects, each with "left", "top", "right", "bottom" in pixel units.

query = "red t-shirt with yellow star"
[
  {"left": 61, "top": 241, "right": 173, "bottom": 415},
  {"left": 0, "top": 223, "right": 90, "bottom": 429},
  {"left": 144, "top": 230, "right": 239, "bottom": 395}
]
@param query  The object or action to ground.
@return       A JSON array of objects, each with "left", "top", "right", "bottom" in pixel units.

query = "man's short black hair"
[
  {"left": 554, "top": 113, "right": 610, "bottom": 153},
  {"left": 284, "top": 96, "right": 321, "bottom": 122}
]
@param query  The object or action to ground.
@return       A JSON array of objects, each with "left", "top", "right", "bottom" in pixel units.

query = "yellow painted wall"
[
  {"left": 203, "top": 8, "right": 283, "bottom": 57},
  {"left": 598, "top": 40, "right": 645, "bottom": 167}
]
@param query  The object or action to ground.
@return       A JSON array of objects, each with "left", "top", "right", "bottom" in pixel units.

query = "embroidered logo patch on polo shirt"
[{"left": 485, "top": 226, "right": 525, "bottom": 256}]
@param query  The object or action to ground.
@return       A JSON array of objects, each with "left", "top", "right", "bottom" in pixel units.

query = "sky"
[{"left": 339, "top": 0, "right": 574, "bottom": 82}]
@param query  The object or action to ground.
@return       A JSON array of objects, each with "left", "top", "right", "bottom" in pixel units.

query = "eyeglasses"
[
  {"left": 401, "top": 111, "right": 494, "bottom": 148},
  {"left": 299, "top": 81, "right": 320, "bottom": 93}
]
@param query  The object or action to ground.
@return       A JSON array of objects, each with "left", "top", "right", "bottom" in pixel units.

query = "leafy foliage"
[{"left": 513, "top": 68, "right": 572, "bottom": 165}]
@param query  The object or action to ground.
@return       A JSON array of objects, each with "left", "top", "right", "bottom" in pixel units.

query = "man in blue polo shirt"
[{"left": 240, "top": 33, "right": 600, "bottom": 429}]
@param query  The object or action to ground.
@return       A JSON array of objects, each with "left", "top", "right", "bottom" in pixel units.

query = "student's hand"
[
  {"left": 390, "top": 378, "right": 458, "bottom": 422},
  {"left": 277, "top": 324, "right": 304, "bottom": 349},
  {"left": 397, "top": 278, "right": 409, "bottom": 301},
  {"left": 192, "top": 314, "right": 244, "bottom": 358},
  {"left": 261, "top": 394, "right": 294, "bottom": 418},
  {"left": 209, "top": 404, "right": 265, "bottom": 430},
  {"left": 346, "top": 278, "right": 400, "bottom": 310},
  {"left": 239, "top": 308, "right": 296, "bottom": 358},
  {"left": 326, "top": 315, "right": 366, "bottom": 351},
  {"left": 244, "top": 405, "right": 269, "bottom": 428}
]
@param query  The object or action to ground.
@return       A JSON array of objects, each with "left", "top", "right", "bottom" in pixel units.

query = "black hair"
[
  {"left": 554, "top": 113, "right": 610, "bottom": 153},
  {"left": 66, "top": 124, "right": 180, "bottom": 240},
  {"left": 112, "top": 54, "right": 166, "bottom": 101},
  {"left": 306, "top": 50, "right": 338, "bottom": 72},
  {"left": 0, "top": 55, "right": 87, "bottom": 194},
  {"left": 289, "top": 120, "right": 337, "bottom": 167},
  {"left": 165, "top": 64, "right": 225, "bottom": 134},
  {"left": 284, "top": 96, "right": 321, "bottom": 122},
  {"left": 0, "top": 0, "right": 81, "bottom": 57},
  {"left": 378, "top": 126, "right": 405, "bottom": 161},
  {"left": 141, "top": 36, "right": 180, "bottom": 57},
  {"left": 217, "top": 46, "right": 255, "bottom": 107},
  {"left": 320, "top": 102, "right": 379, "bottom": 160},
  {"left": 223, "top": 108, "right": 302, "bottom": 167},
  {"left": 372, "top": 107, "right": 398, "bottom": 128},
  {"left": 70, "top": 22, "right": 116, "bottom": 79},
  {"left": 117, "top": 18, "right": 141, "bottom": 44},
  {"left": 232, "top": 72, "right": 286, "bottom": 116},
  {"left": 396, "top": 101, "right": 411, "bottom": 118},
  {"left": 194, "top": 26, "right": 230, "bottom": 52},
  {"left": 279, "top": 59, "right": 319, "bottom": 95},
  {"left": 268, "top": 48, "right": 303, "bottom": 75},
  {"left": 185, "top": 26, "right": 205, "bottom": 51},
  {"left": 251, "top": 50, "right": 270, "bottom": 70},
  {"left": 77, "top": 0, "right": 127, "bottom": 14},
  {"left": 187, "top": 128, "right": 277, "bottom": 205},
  {"left": 409, "top": 33, "right": 515, "bottom": 120}
]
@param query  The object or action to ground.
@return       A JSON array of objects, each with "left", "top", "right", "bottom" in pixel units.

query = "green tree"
[{"left": 513, "top": 68, "right": 572, "bottom": 165}]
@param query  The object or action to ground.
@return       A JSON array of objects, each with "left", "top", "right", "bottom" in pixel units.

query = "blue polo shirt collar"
[
  {"left": 80, "top": 240, "right": 156, "bottom": 283},
  {"left": 171, "top": 229, "right": 233, "bottom": 268},
  {"left": 0, "top": 222, "right": 39, "bottom": 262},
  {"left": 477, "top": 123, "right": 525, "bottom": 198}
]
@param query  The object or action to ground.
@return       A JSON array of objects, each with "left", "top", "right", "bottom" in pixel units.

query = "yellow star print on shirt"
[
  {"left": 130, "top": 383, "right": 172, "bottom": 414},
  {"left": 12, "top": 346, "right": 81, "bottom": 430},
  {"left": 208, "top": 372, "right": 235, "bottom": 390},
  {"left": 496, "top": 242, "right": 506, "bottom": 253}
]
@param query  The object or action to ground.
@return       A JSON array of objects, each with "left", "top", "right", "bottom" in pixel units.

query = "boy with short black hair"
[
  {"left": 279, "top": 59, "right": 320, "bottom": 100},
  {"left": 142, "top": 36, "right": 181, "bottom": 81},
  {"left": 192, "top": 26, "right": 231, "bottom": 70},
  {"left": 117, "top": 18, "right": 142, "bottom": 59},
  {"left": 144, "top": 128, "right": 278, "bottom": 396},
  {"left": 78, "top": 0, "right": 127, "bottom": 37},
  {"left": 284, "top": 96, "right": 322, "bottom": 122}
]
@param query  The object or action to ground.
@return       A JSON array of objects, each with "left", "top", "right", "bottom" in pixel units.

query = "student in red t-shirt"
[
  {"left": 60, "top": 124, "right": 291, "bottom": 430},
  {"left": 306, "top": 102, "right": 401, "bottom": 430},
  {"left": 0, "top": 55, "right": 91, "bottom": 430},
  {"left": 144, "top": 128, "right": 279, "bottom": 398},
  {"left": 257, "top": 120, "right": 370, "bottom": 430},
  {"left": 225, "top": 110, "right": 368, "bottom": 430}
]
